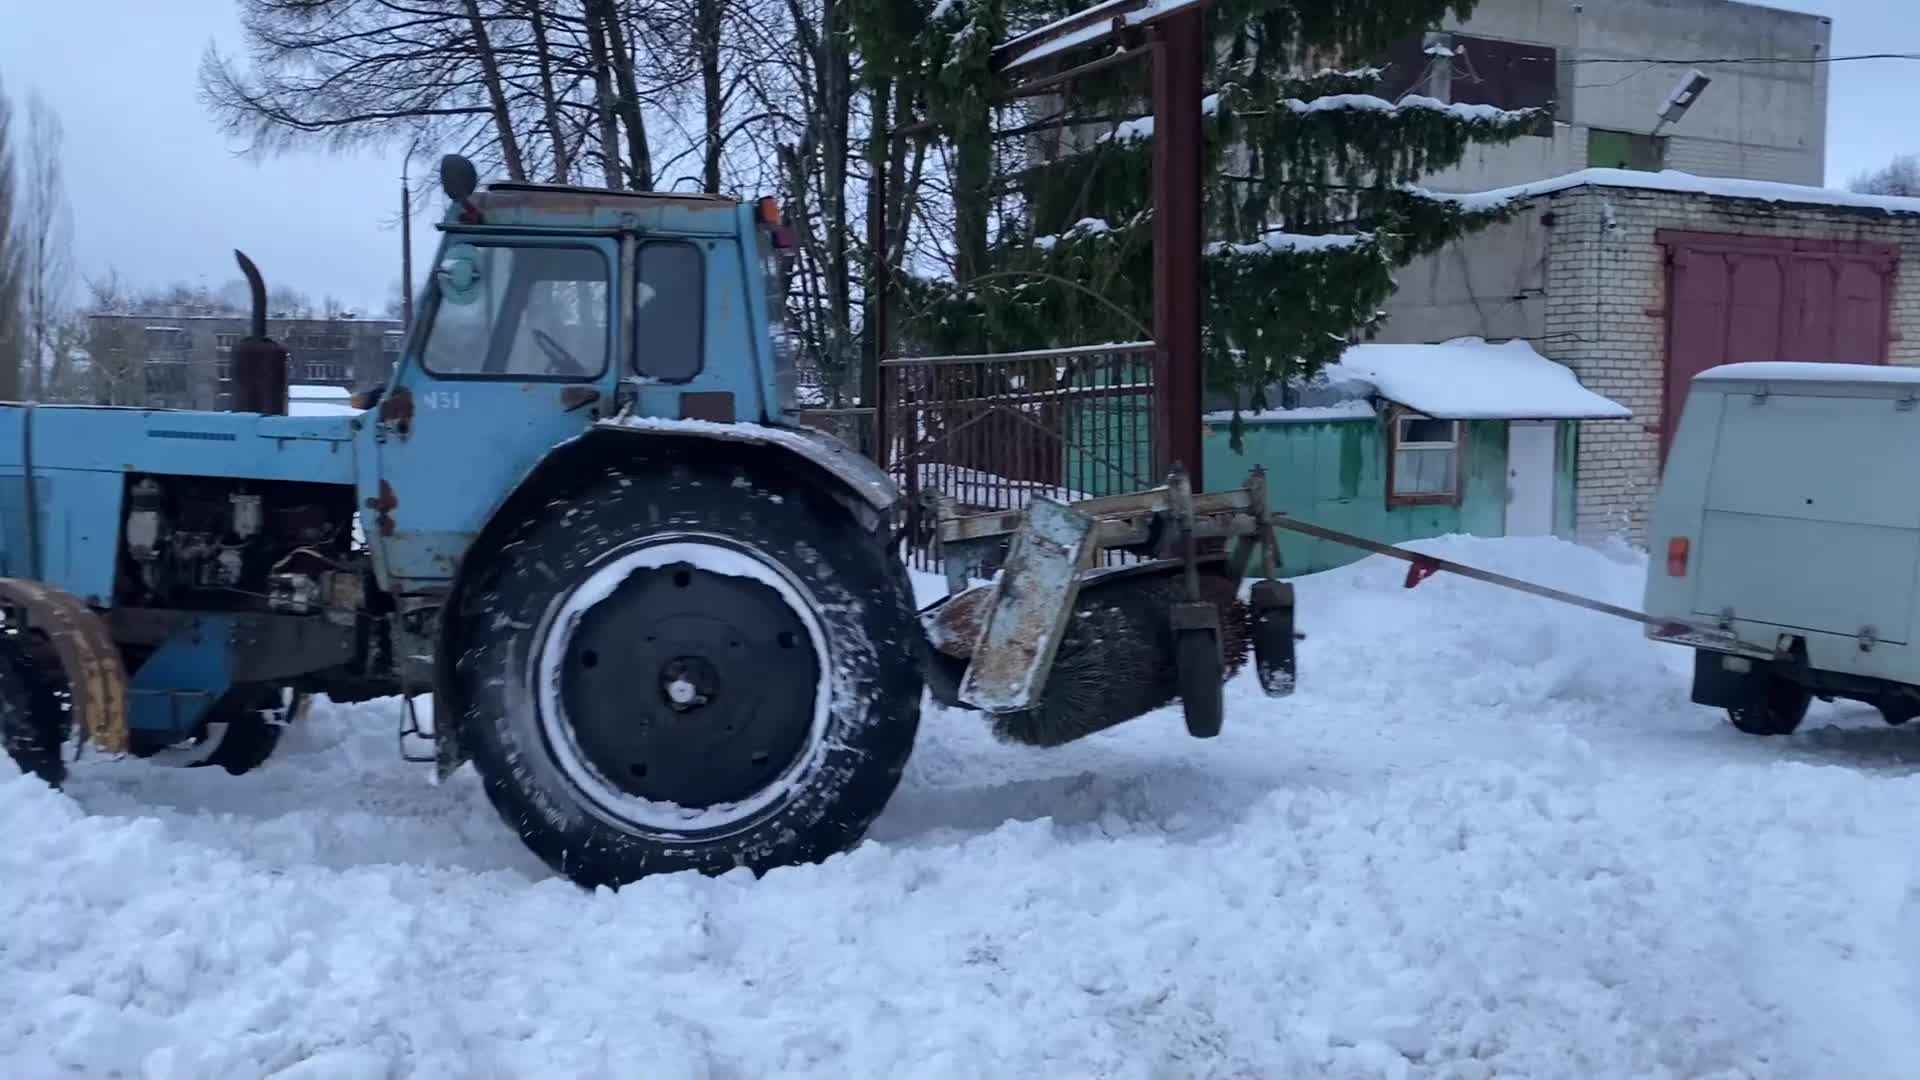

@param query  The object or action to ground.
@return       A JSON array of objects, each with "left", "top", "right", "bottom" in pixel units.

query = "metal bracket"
[{"left": 956, "top": 496, "right": 1096, "bottom": 713}]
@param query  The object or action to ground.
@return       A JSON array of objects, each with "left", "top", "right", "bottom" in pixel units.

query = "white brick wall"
[{"left": 1539, "top": 186, "right": 1920, "bottom": 545}]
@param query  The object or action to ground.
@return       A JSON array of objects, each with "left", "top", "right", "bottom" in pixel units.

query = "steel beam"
[{"left": 1151, "top": 6, "right": 1205, "bottom": 488}]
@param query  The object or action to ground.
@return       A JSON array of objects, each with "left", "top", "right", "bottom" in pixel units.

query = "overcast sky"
[{"left": 1, "top": 0, "right": 1915, "bottom": 314}]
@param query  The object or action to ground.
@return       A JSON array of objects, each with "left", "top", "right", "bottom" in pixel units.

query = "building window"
[
  {"left": 144, "top": 326, "right": 187, "bottom": 352},
  {"left": 144, "top": 360, "right": 190, "bottom": 396},
  {"left": 302, "top": 361, "right": 348, "bottom": 382},
  {"left": 215, "top": 333, "right": 240, "bottom": 353},
  {"left": 1389, "top": 411, "right": 1461, "bottom": 504},
  {"left": 1381, "top": 32, "right": 1557, "bottom": 136},
  {"left": 382, "top": 330, "right": 404, "bottom": 354},
  {"left": 1587, "top": 128, "right": 1666, "bottom": 172}
]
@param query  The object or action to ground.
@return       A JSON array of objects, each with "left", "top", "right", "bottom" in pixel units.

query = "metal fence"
[{"left": 879, "top": 341, "right": 1159, "bottom": 571}]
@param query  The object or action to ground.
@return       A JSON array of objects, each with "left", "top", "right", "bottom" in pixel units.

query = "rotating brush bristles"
[{"left": 989, "top": 570, "right": 1250, "bottom": 748}]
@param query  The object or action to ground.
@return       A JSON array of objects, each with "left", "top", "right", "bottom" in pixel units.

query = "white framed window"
[{"left": 1389, "top": 411, "right": 1460, "bottom": 503}]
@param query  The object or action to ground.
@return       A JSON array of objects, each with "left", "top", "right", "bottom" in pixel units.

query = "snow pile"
[{"left": 7, "top": 536, "right": 1920, "bottom": 1077}]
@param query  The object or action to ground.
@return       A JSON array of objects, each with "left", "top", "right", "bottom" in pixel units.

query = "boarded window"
[
  {"left": 1376, "top": 32, "right": 1557, "bottom": 136},
  {"left": 1390, "top": 412, "right": 1461, "bottom": 503},
  {"left": 1588, "top": 128, "right": 1666, "bottom": 171}
]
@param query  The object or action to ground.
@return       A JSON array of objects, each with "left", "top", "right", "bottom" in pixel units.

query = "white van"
[{"left": 1643, "top": 361, "right": 1920, "bottom": 735}]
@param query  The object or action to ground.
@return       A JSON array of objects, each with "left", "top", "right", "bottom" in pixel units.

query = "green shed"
[{"left": 1203, "top": 338, "right": 1631, "bottom": 576}]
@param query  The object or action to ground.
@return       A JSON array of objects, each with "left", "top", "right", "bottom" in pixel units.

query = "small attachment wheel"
[
  {"left": 1248, "top": 579, "right": 1297, "bottom": 697},
  {"left": 1171, "top": 601, "right": 1224, "bottom": 739},
  {"left": 1728, "top": 676, "right": 1811, "bottom": 736}
]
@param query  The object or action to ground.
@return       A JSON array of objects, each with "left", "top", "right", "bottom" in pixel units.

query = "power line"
[{"left": 1569, "top": 52, "right": 1920, "bottom": 66}]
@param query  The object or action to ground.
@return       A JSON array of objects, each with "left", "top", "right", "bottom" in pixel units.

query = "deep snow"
[{"left": 6, "top": 536, "right": 1920, "bottom": 1078}]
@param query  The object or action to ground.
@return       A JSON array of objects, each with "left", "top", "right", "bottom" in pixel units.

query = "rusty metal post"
[
  {"left": 865, "top": 151, "right": 890, "bottom": 463},
  {"left": 1151, "top": 8, "right": 1205, "bottom": 489}
]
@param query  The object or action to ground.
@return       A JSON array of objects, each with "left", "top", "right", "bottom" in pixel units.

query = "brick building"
[
  {"left": 1376, "top": 170, "right": 1920, "bottom": 543},
  {"left": 85, "top": 314, "right": 404, "bottom": 410}
]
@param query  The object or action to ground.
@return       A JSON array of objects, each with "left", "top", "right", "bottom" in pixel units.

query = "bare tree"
[
  {"left": 0, "top": 75, "right": 22, "bottom": 401},
  {"left": 20, "top": 92, "right": 71, "bottom": 402},
  {"left": 1851, "top": 154, "right": 1920, "bottom": 198}
]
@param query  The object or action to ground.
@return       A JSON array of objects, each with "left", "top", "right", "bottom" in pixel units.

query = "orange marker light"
[{"left": 1666, "top": 537, "right": 1690, "bottom": 577}]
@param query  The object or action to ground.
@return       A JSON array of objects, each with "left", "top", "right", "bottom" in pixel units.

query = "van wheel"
[{"left": 1727, "top": 678, "right": 1811, "bottom": 736}]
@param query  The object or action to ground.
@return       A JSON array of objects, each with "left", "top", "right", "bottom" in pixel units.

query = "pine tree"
[{"left": 853, "top": 0, "right": 1541, "bottom": 444}]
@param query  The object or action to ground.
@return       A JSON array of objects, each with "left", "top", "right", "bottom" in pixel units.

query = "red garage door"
[{"left": 1659, "top": 229, "right": 1897, "bottom": 459}]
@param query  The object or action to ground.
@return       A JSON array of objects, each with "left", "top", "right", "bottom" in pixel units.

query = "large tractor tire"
[
  {"left": 0, "top": 637, "right": 69, "bottom": 787},
  {"left": 451, "top": 455, "right": 924, "bottom": 888}
]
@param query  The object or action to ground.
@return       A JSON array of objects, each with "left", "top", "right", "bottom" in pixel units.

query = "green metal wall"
[
  {"left": 1062, "top": 358, "right": 1157, "bottom": 498},
  {"left": 1201, "top": 416, "right": 1566, "bottom": 576}
]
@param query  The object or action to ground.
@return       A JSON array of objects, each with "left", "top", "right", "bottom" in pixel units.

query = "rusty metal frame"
[
  {"left": 0, "top": 577, "right": 129, "bottom": 754},
  {"left": 934, "top": 464, "right": 1776, "bottom": 660},
  {"left": 867, "top": 0, "right": 1212, "bottom": 487}
]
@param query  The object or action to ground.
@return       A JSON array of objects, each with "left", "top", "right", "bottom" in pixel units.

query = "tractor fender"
[
  {"left": 0, "top": 577, "right": 128, "bottom": 754},
  {"left": 429, "top": 417, "right": 900, "bottom": 780}
]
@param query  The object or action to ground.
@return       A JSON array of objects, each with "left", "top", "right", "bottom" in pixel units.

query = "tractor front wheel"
[{"left": 452, "top": 456, "right": 923, "bottom": 888}]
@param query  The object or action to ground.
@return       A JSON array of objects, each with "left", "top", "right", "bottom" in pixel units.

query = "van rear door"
[{"left": 1692, "top": 386, "right": 1920, "bottom": 643}]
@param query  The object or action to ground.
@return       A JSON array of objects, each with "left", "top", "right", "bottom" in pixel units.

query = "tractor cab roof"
[
  {"left": 457, "top": 180, "right": 744, "bottom": 234},
  {"left": 431, "top": 154, "right": 757, "bottom": 236}
]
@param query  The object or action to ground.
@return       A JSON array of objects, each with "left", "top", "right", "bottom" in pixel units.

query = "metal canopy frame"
[{"left": 866, "top": 0, "right": 1211, "bottom": 487}]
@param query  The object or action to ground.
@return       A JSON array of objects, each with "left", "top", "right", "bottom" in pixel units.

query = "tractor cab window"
[
  {"left": 632, "top": 242, "right": 704, "bottom": 382},
  {"left": 421, "top": 242, "right": 611, "bottom": 380}
]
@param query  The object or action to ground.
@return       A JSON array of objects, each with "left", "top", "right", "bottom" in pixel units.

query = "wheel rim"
[{"left": 533, "top": 535, "right": 833, "bottom": 838}]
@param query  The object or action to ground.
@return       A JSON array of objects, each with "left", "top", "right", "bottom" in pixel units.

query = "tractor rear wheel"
[{"left": 452, "top": 456, "right": 923, "bottom": 888}]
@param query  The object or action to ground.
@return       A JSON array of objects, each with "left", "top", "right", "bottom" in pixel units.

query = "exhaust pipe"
[{"left": 231, "top": 250, "right": 289, "bottom": 416}]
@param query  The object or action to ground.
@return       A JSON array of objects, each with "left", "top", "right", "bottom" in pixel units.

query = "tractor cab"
[{"left": 358, "top": 155, "right": 803, "bottom": 591}]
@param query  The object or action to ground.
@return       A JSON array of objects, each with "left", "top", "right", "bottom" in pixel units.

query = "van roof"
[{"left": 1696, "top": 362, "right": 1920, "bottom": 389}]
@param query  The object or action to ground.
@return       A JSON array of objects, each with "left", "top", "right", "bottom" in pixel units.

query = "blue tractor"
[{"left": 0, "top": 156, "right": 1297, "bottom": 887}]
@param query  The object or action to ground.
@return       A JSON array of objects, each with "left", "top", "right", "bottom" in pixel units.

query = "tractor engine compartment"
[
  {"left": 108, "top": 472, "right": 403, "bottom": 704},
  {"left": 116, "top": 473, "right": 365, "bottom": 614}
]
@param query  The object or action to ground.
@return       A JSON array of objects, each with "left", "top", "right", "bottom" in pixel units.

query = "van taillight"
[{"left": 1667, "top": 537, "right": 1690, "bottom": 577}]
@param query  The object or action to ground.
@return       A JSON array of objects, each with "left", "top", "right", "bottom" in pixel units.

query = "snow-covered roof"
[
  {"left": 1206, "top": 338, "right": 1630, "bottom": 424},
  {"left": 287, "top": 384, "right": 361, "bottom": 417},
  {"left": 289, "top": 384, "right": 352, "bottom": 401},
  {"left": 1329, "top": 338, "right": 1631, "bottom": 420},
  {"left": 1695, "top": 361, "right": 1920, "bottom": 386},
  {"left": 1429, "top": 168, "right": 1920, "bottom": 217}
]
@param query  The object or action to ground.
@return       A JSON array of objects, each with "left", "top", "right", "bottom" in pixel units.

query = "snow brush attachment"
[
  {"left": 919, "top": 464, "right": 1288, "bottom": 747},
  {"left": 923, "top": 565, "right": 1250, "bottom": 747}
]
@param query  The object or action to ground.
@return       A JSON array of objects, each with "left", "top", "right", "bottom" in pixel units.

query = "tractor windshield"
[{"left": 420, "top": 242, "right": 611, "bottom": 379}]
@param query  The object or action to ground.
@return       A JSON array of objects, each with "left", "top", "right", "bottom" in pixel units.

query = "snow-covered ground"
[{"left": 7, "top": 536, "right": 1920, "bottom": 1078}]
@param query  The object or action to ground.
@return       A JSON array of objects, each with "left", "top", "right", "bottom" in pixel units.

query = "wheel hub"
[{"left": 556, "top": 556, "right": 821, "bottom": 809}]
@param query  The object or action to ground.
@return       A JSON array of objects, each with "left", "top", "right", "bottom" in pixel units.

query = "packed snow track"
[{"left": 5, "top": 536, "right": 1919, "bottom": 1078}]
